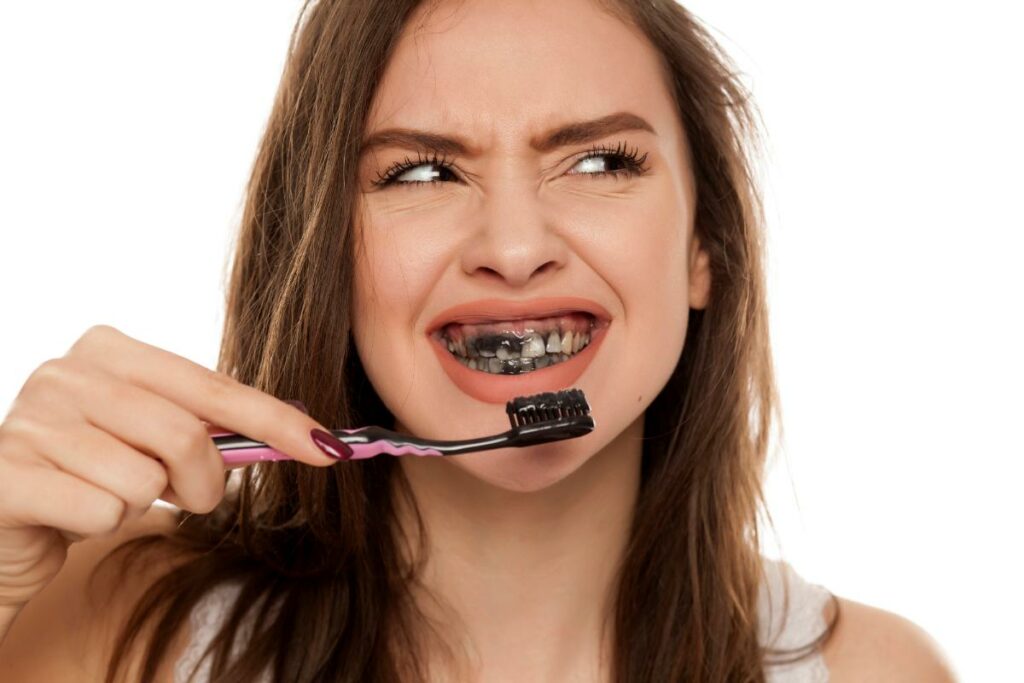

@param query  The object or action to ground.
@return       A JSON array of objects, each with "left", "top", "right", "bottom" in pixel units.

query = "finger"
[
  {"left": 201, "top": 399, "right": 307, "bottom": 436},
  {"left": 11, "top": 358, "right": 227, "bottom": 512},
  {"left": 32, "top": 422, "right": 171, "bottom": 514},
  {"left": 0, "top": 463, "right": 125, "bottom": 538},
  {"left": 67, "top": 327, "right": 338, "bottom": 466},
  {"left": 68, "top": 374, "right": 227, "bottom": 513}
]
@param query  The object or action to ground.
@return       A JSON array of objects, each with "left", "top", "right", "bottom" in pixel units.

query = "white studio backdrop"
[{"left": 1, "top": 2, "right": 1020, "bottom": 679}]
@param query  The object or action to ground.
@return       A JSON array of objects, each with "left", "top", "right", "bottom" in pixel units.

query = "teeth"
[
  {"left": 560, "top": 331, "right": 573, "bottom": 355},
  {"left": 445, "top": 326, "right": 594, "bottom": 375},
  {"left": 451, "top": 347, "right": 586, "bottom": 375},
  {"left": 546, "top": 331, "right": 561, "bottom": 354},
  {"left": 521, "top": 332, "right": 546, "bottom": 358}
]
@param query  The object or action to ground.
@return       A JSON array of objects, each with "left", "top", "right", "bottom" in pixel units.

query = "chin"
[
  {"left": 443, "top": 431, "right": 604, "bottom": 493},
  {"left": 392, "top": 394, "right": 636, "bottom": 494},
  {"left": 356, "top": 300, "right": 683, "bottom": 494}
]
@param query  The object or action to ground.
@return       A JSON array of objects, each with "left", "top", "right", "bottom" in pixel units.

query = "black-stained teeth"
[
  {"left": 441, "top": 319, "right": 595, "bottom": 375},
  {"left": 454, "top": 352, "right": 574, "bottom": 374}
]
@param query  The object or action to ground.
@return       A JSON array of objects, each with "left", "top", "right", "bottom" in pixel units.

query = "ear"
[{"left": 688, "top": 235, "right": 711, "bottom": 310}]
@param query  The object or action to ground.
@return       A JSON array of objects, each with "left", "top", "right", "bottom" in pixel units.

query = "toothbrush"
[{"left": 215, "top": 388, "right": 594, "bottom": 468}]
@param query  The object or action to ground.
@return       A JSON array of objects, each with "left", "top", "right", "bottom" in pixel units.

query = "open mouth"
[{"left": 436, "top": 312, "right": 596, "bottom": 376}]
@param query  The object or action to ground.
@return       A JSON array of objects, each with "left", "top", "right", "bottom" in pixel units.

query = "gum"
[{"left": 442, "top": 312, "right": 594, "bottom": 343}]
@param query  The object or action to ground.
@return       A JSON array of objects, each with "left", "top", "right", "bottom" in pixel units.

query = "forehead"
[{"left": 366, "top": 0, "right": 679, "bottom": 148}]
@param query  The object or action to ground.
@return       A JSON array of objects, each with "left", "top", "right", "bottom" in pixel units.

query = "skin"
[
  {"left": 0, "top": 1, "right": 958, "bottom": 680},
  {"left": 353, "top": 0, "right": 708, "bottom": 678},
  {"left": 351, "top": 1, "right": 959, "bottom": 682}
]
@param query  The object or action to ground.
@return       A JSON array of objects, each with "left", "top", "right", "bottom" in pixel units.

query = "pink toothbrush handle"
[
  {"left": 221, "top": 445, "right": 297, "bottom": 468},
  {"left": 214, "top": 427, "right": 444, "bottom": 468},
  {"left": 343, "top": 441, "right": 443, "bottom": 460}
]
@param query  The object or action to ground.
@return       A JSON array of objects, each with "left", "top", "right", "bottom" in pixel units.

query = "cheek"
[
  {"left": 353, "top": 217, "right": 418, "bottom": 338},
  {"left": 569, "top": 185, "right": 691, "bottom": 401},
  {"left": 571, "top": 182, "right": 691, "bottom": 331},
  {"left": 351, "top": 214, "right": 455, "bottom": 407}
]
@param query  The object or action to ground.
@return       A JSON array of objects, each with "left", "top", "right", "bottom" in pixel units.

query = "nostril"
[{"left": 532, "top": 260, "right": 558, "bottom": 277}]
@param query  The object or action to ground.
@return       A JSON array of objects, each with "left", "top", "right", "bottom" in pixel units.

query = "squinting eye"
[
  {"left": 372, "top": 151, "right": 459, "bottom": 189},
  {"left": 567, "top": 142, "right": 650, "bottom": 179},
  {"left": 371, "top": 141, "right": 650, "bottom": 189},
  {"left": 390, "top": 163, "right": 458, "bottom": 185}
]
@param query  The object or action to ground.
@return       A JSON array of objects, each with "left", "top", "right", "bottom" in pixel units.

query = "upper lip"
[{"left": 425, "top": 296, "right": 612, "bottom": 335}]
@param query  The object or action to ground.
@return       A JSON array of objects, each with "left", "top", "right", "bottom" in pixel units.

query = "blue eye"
[{"left": 370, "top": 141, "right": 650, "bottom": 189}]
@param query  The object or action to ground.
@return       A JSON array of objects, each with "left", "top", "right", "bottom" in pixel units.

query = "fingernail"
[
  {"left": 310, "top": 428, "right": 353, "bottom": 460},
  {"left": 285, "top": 399, "right": 309, "bottom": 414}
]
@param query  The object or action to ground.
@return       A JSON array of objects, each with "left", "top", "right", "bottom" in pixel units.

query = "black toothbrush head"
[
  {"left": 503, "top": 388, "right": 594, "bottom": 446},
  {"left": 505, "top": 388, "right": 591, "bottom": 427}
]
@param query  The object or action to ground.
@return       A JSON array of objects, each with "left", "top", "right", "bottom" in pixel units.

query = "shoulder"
[
  {"left": 822, "top": 595, "right": 958, "bottom": 682},
  {"left": 0, "top": 505, "right": 194, "bottom": 682}
]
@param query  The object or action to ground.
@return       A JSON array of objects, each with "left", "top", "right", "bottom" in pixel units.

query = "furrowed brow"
[
  {"left": 359, "top": 111, "right": 656, "bottom": 158},
  {"left": 530, "top": 112, "right": 657, "bottom": 153}
]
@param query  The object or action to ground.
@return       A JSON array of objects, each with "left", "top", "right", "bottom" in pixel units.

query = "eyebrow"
[{"left": 359, "top": 111, "right": 656, "bottom": 158}]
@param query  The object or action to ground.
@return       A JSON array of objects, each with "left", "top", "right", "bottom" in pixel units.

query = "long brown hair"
[{"left": 98, "top": 1, "right": 838, "bottom": 680}]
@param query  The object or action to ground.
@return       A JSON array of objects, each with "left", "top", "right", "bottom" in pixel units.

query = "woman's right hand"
[{"left": 0, "top": 324, "right": 345, "bottom": 615}]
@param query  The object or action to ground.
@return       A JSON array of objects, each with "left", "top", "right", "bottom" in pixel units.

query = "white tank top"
[{"left": 174, "top": 557, "right": 831, "bottom": 682}]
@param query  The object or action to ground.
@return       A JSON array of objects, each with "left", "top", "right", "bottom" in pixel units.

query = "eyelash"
[{"left": 370, "top": 140, "right": 651, "bottom": 189}]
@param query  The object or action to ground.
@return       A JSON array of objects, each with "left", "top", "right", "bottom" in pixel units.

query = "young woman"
[{"left": 0, "top": 0, "right": 955, "bottom": 681}]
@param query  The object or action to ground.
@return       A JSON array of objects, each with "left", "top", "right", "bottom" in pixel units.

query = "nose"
[{"left": 459, "top": 178, "right": 569, "bottom": 288}]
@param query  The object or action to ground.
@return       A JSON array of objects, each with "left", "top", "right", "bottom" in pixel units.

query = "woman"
[{"left": 0, "top": 0, "right": 955, "bottom": 680}]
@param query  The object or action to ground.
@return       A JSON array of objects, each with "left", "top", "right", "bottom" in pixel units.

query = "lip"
[
  {"left": 425, "top": 296, "right": 613, "bottom": 333},
  {"left": 425, "top": 296, "right": 612, "bottom": 405}
]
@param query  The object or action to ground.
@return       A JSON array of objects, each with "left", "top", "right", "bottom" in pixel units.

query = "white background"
[{"left": 1, "top": 2, "right": 1020, "bottom": 679}]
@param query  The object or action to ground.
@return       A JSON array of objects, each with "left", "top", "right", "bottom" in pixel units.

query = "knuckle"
[
  {"left": 25, "top": 358, "right": 68, "bottom": 392},
  {"left": 170, "top": 419, "right": 213, "bottom": 463},
  {"left": 208, "top": 370, "right": 238, "bottom": 393},
  {"left": 23, "top": 357, "right": 92, "bottom": 401},
  {"left": 70, "top": 324, "right": 121, "bottom": 355},
  {"left": 0, "top": 414, "right": 33, "bottom": 451},
  {"left": 89, "top": 495, "right": 126, "bottom": 536},
  {"left": 181, "top": 477, "right": 222, "bottom": 514},
  {"left": 132, "top": 463, "right": 169, "bottom": 506},
  {"left": 93, "top": 374, "right": 133, "bottom": 406},
  {"left": 204, "top": 368, "right": 240, "bottom": 398},
  {"left": 194, "top": 487, "right": 224, "bottom": 515}
]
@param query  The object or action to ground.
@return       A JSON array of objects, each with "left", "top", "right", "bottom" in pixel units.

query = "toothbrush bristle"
[{"left": 505, "top": 388, "right": 591, "bottom": 427}]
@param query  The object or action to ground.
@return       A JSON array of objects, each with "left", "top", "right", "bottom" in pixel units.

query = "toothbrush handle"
[
  {"left": 213, "top": 427, "right": 443, "bottom": 468},
  {"left": 212, "top": 427, "right": 324, "bottom": 469},
  {"left": 210, "top": 428, "right": 444, "bottom": 471},
  {"left": 343, "top": 439, "right": 444, "bottom": 461},
  {"left": 220, "top": 444, "right": 296, "bottom": 469}
]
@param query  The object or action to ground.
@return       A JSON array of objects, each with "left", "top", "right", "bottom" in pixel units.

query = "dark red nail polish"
[
  {"left": 310, "top": 428, "right": 352, "bottom": 460},
  {"left": 285, "top": 399, "right": 309, "bottom": 414}
]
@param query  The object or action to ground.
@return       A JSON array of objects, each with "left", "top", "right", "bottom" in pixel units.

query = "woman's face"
[{"left": 353, "top": 0, "right": 709, "bottom": 492}]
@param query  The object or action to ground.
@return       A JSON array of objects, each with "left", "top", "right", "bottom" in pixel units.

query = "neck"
[{"left": 391, "top": 415, "right": 643, "bottom": 682}]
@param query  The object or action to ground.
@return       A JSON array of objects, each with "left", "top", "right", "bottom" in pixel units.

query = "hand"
[{"left": 0, "top": 324, "right": 342, "bottom": 611}]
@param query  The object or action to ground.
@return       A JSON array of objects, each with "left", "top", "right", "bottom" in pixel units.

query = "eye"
[
  {"left": 370, "top": 140, "right": 650, "bottom": 189},
  {"left": 370, "top": 150, "right": 458, "bottom": 188},
  {"left": 567, "top": 141, "right": 650, "bottom": 180}
]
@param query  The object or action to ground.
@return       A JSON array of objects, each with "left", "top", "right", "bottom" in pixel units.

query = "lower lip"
[{"left": 428, "top": 323, "right": 609, "bottom": 404}]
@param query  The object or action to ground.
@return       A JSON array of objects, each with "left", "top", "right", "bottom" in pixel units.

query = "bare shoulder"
[
  {"left": 822, "top": 595, "right": 958, "bottom": 682},
  {"left": 0, "top": 505, "right": 195, "bottom": 682}
]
